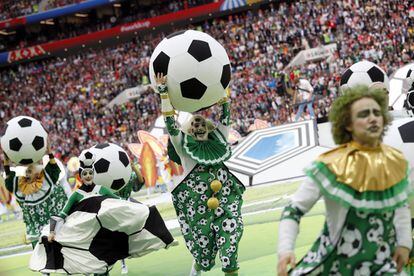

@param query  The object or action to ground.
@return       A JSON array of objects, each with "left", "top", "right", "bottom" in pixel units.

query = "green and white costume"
[
  {"left": 278, "top": 142, "right": 413, "bottom": 275},
  {"left": 115, "top": 170, "right": 145, "bottom": 200},
  {"left": 4, "top": 160, "right": 67, "bottom": 244},
  {"left": 160, "top": 85, "right": 245, "bottom": 272},
  {"left": 57, "top": 183, "right": 120, "bottom": 219},
  {"left": 32, "top": 181, "right": 176, "bottom": 274}
]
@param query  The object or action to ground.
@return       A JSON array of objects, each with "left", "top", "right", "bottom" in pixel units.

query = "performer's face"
[
  {"left": 347, "top": 97, "right": 384, "bottom": 147},
  {"left": 81, "top": 169, "right": 94, "bottom": 185},
  {"left": 190, "top": 116, "right": 208, "bottom": 141},
  {"left": 25, "top": 164, "right": 41, "bottom": 181}
]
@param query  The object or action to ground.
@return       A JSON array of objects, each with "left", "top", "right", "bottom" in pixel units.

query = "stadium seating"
[{"left": 0, "top": 0, "right": 412, "bottom": 162}]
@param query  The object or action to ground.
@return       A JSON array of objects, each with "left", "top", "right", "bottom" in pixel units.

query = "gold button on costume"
[{"left": 207, "top": 180, "right": 222, "bottom": 209}]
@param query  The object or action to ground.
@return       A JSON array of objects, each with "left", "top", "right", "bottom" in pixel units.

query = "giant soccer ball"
[
  {"left": 406, "top": 66, "right": 414, "bottom": 92},
  {"left": 383, "top": 117, "right": 414, "bottom": 168},
  {"left": 78, "top": 149, "right": 96, "bottom": 169},
  {"left": 340, "top": 60, "right": 389, "bottom": 93},
  {"left": 0, "top": 116, "right": 48, "bottom": 165},
  {"left": 90, "top": 143, "right": 132, "bottom": 191},
  {"left": 149, "top": 30, "right": 231, "bottom": 112}
]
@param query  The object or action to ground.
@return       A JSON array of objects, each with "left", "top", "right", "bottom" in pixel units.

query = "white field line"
[
  {"left": 0, "top": 244, "right": 30, "bottom": 253},
  {"left": 0, "top": 250, "right": 32, "bottom": 259}
]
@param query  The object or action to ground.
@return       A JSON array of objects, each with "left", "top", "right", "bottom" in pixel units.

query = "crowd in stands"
[
  {"left": 0, "top": 0, "right": 413, "bottom": 162},
  {"left": 0, "top": 0, "right": 84, "bottom": 20},
  {"left": 1, "top": 0, "right": 213, "bottom": 51}
]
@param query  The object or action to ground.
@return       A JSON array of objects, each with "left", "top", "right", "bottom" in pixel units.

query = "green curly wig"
[{"left": 328, "top": 85, "right": 391, "bottom": 145}]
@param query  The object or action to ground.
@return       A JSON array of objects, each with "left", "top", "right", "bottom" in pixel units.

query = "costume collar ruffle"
[
  {"left": 183, "top": 130, "right": 231, "bottom": 165},
  {"left": 306, "top": 141, "right": 411, "bottom": 212}
]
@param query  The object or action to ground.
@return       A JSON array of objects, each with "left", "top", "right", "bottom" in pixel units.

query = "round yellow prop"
[
  {"left": 207, "top": 197, "right": 220, "bottom": 209},
  {"left": 210, "top": 180, "right": 222, "bottom": 192}
]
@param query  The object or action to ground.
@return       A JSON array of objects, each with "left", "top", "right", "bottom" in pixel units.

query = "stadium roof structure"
[{"left": 225, "top": 120, "right": 332, "bottom": 186}]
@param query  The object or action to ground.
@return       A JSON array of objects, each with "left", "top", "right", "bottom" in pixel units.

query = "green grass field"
[{"left": 0, "top": 182, "right": 326, "bottom": 275}]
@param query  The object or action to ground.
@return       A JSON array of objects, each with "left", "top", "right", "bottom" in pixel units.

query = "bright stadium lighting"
[
  {"left": 75, "top": 13, "right": 88, "bottom": 17},
  {"left": 114, "top": 3, "right": 121, "bottom": 7},
  {"left": 0, "top": 30, "right": 16, "bottom": 35},
  {"left": 40, "top": 19, "right": 55, "bottom": 25}
]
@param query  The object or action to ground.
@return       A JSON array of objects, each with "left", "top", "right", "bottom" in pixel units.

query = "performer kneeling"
[
  {"left": 30, "top": 151, "right": 176, "bottom": 275},
  {"left": 277, "top": 86, "right": 412, "bottom": 275},
  {"left": 156, "top": 73, "right": 245, "bottom": 276}
]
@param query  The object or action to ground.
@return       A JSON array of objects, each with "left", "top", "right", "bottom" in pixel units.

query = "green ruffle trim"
[
  {"left": 306, "top": 161, "right": 413, "bottom": 212},
  {"left": 183, "top": 130, "right": 231, "bottom": 165}
]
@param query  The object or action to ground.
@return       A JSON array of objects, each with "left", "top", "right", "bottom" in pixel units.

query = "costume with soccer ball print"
[
  {"left": 278, "top": 143, "right": 412, "bottom": 275},
  {"left": 277, "top": 87, "right": 413, "bottom": 275},
  {"left": 3, "top": 153, "right": 67, "bottom": 247},
  {"left": 158, "top": 83, "right": 245, "bottom": 275}
]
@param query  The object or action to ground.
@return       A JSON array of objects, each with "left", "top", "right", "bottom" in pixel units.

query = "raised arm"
[
  {"left": 219, "top": 97, "right": 230, "bottom": 126},
  {"left": 2, "top": 153, "right": 16, "bottom": 193},
  {"left": 217, "top": 97, "right": 230, "bottom": 138},
  {"left": 155, "top": 73, "right": 183, "bottom": 151},
  {"left": 131, "top": 164, "right": 145, "bottom": 192},
  {"left": 44, "top": 142, "right": 61, "bottom": 184}
]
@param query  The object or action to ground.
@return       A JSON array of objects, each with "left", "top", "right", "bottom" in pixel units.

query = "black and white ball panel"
[
  {"left": 91, "top": 143, "right": 132, "bottom": 191},
  {"left": 149, "top": 30, "right": 231, "bottom": 112},
  {"left": 340, "top": 60, "right": 389, "bottom": 92},
  {"left": 0, "top": 116, "right": 48, "bottom": 165},
  {"left": 30, "top": 196, "right": 174, "bottom": 274},
  {"left": 97, "top": 198, "right": 149, "bottom": 235}
]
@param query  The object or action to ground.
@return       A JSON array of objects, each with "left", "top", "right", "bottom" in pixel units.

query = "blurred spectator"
[{"left": 0, "top": 0, "right": 413, "bottom": 162}]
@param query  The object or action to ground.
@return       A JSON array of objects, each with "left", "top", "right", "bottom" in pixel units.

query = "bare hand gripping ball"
[
  {"left": 1, "top": 116, "right": 48, "bottom": 165},
  {"left": 149, "top": 30, "right": 231, "bottom": 112}
]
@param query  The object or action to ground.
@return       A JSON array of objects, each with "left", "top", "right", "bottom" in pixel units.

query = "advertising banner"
[
  {"left": 0, "top": 0, "right": 119, "bottom": 29},
  {"left": 0, "top": 1, "right": 223, "bottom": 66}
]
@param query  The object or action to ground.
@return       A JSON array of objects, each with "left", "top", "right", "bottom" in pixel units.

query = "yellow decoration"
[
  {"left": 67, "top": 156, "right": 80, "bottom": 173},
  {"left": 207, "top": 197, "right": 219, "bottom": 209},
  {"left": 210, "top": 180, "right": 222, "bottom": 192},
  {"left": 317, "top": 141, "right": 407, "bottom": 192},
  {"left": 18, "top": 172, "right": 44, "bottom": 195}
]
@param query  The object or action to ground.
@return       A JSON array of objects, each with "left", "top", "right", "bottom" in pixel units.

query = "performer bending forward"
[
  {"left": 156, "top": 73, "right": 245, "bottom": 276},
  {"left": 277, "top": 86, "right": 413, "bottom": 275},
  {"left": 29, "top": 151, "right": 176, "bottom": 275}
]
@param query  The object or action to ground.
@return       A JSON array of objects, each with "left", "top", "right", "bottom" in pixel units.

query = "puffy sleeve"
[
  {"left": 4, "top": 167, "right": 17, "bottom": 194},
  {"left": 44, "top": 154, "right": 61, "bottom": 185},
  {"left": 393, "top": 204, "right": 412, "bottom": 250},
  {"left": 277, "top": 177, "right": 321, "bottom": 254},
  {"left": 57, "top": 191, "right": 82, "bottom": 219},
  {"left": 159, "top": 84, "right": 184, "bottom": 155}
]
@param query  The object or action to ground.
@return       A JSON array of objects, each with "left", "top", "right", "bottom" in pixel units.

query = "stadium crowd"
[
  {"left": 0, "top": 0, "right": 413, "bottom": 161},
  {"left": 0, "top": 0, "right": 85, "bottom": 20},
  {"left": 1, "top": 0, "right": 213, "bottom": 51}
]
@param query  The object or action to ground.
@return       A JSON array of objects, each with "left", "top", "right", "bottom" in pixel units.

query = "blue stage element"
[
  {"left": 243, "top": 132, "right": 297, "bottom": 161},
  {"left": 26, "top": 0, "right": 120, "bottom": 25}
]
